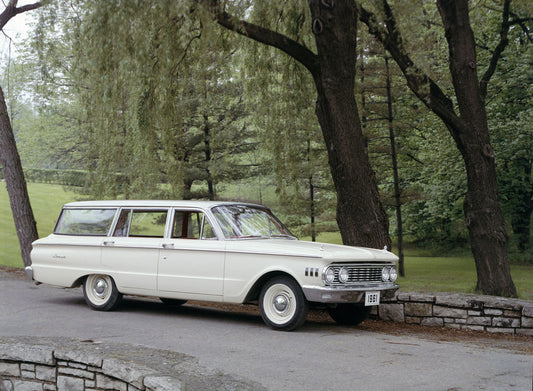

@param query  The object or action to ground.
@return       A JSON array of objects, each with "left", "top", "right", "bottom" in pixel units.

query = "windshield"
[{"left": 211, "top": 205, "right": 296, "bottom": 240}]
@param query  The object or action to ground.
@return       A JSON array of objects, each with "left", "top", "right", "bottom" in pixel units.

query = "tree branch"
[
  {"left": 510, "top": 14, "right": 533, "bottom": 44},
  {"left": 201, "top": 0, "right": 319, "bottom": 76},
  {"left": 479, "top": 0, "right": 511, "bottom": 98},
  {"left": 358, "top": 1, "right": 463, "bottom": 132},
  {"left": 0, "top": 0, "right": 42, "bottom": 31}
]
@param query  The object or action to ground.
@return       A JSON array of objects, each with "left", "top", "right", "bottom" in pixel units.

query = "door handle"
[
  {"left": 162, "top": 243, "right": 174, "bottom": 249},
  {"left": 103, "top": 241, "right": 115, "bottom": 246}
]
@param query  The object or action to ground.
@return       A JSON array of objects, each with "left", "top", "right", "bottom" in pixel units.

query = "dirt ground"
[{"left": 3, "top": 265, "right": 531, "bottom": 354}]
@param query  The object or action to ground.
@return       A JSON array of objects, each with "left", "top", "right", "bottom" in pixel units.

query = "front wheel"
[
  {"left": 259, "top": 276, "right": 309, "bottom": 331},
  {"left": 327, "top": 303, "right": 370, "bottom": 326},
  {"left": 83, "top": 274, "right": 122, "bottom": 311}
]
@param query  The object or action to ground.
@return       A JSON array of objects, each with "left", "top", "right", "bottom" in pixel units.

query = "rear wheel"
[
  {"left": 259, "top": 276, "right": 309, "bottom": 331},
  {"left": 83, "top": 274, "right": 122, "bottom": 311},
  {"left": 328, "top": 303, "right": 370, "bottom": 326}
]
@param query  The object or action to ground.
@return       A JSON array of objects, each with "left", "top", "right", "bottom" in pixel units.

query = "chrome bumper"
[
  {"left": 302, "top": 283, "right": 399, "bottom": 303},
  {"left": 24, "top": 266, "right": 33, "bottom": 280},
  {"left": 25, "top": 266, "right": 42, "bottom": 285}
]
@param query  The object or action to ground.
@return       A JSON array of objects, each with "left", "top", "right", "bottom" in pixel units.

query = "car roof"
[{"left": 62, "top": 200, "right": 265, "bottom": 209}]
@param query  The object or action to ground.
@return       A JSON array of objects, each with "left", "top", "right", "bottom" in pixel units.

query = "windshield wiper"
[{"left": 270, "top": 234, "right": 297, "bottom": 239}]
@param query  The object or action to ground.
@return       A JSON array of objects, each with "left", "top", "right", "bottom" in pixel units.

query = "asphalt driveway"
[{"left": 1, "top": 269, "right": 532, "bottom": 391}]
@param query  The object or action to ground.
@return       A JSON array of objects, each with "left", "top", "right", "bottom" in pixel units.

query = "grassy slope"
[
  {"left": 0, "top": 182, "right": 83, "bottom": 268},
  {"left": 1, "top": 182, "right": 532, "bottom": 299}
]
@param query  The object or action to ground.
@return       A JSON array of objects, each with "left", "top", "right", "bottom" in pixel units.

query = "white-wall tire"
[
  {"left": 83, "top": 274, "right": 122, "bottom": 311},
  {"left": 259, "top": 276, "right": 308, "bottom": 331}
]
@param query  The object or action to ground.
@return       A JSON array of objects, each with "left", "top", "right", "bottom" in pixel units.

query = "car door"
[
  {"left": 101, "top": 208, "right": 168, "bottom": 292},
  {"left": 157, "top": 209, "right": 225, "bottom": 298}
]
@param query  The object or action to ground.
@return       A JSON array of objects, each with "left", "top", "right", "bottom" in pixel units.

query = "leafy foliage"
[{"left": 2, "top": 0, "right": 531, "bottom": 258}]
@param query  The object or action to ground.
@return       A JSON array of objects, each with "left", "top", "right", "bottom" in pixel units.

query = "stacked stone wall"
[
  {"left": 375, "top": 292, "right": 533, "bottom": 337},
  {"left": 0, "top": 342, "right": 182, "bottom": 391},
  {"left": 0, "top": 338, "right": 261, "bottom": 391}
]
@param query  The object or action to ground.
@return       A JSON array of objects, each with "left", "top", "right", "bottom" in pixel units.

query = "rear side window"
[
  {"left": 129, "top": 210, "right": 167, "bottom": 237},
  {"left": 55, "top": 208, "right": 117, "bottom": 236},
  {"left": 113, "top": 209, "right": 168, "bottom": 238}
]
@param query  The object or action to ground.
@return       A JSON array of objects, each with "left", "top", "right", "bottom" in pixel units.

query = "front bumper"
[{"left": 302, "top": 283, "right": 399, "bottom": 303}]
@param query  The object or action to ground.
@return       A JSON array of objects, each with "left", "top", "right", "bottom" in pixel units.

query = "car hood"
[{"left": 225, "top": 239, "right": 398, "bottom": 263}]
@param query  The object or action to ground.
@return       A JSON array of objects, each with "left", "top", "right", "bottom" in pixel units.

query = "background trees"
[
  {"left": 357, "top": 0, "right": 528, "bottom": 296},
  {"left": 0, "top": 0, "right": 42, "bottom": 267},
  {"left": 1, "top": 0, "right": 531, "bottom": 296}
]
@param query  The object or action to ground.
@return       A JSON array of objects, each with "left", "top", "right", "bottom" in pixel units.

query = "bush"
[{"left": 24, "top": 168, "right": 88, "bottom": 187}]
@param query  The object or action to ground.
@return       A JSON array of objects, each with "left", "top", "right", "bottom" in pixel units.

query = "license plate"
[{"left": 365, "top": 291, "right": 380, "bottom": 306}]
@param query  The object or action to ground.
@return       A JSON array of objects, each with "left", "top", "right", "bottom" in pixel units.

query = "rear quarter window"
[{"left": 54, "top": 208, "right": 117, "bottom": 235}]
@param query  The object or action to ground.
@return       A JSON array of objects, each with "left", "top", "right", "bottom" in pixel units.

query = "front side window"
[
  {"left": 172, "top": 211, "right": 217, "bottom": 239},
  {"left": 55, "top": 208, "right": 117, "bottom": 236},
  {"left": 211, "top": 205, "right": 295, "bottom": 239}
]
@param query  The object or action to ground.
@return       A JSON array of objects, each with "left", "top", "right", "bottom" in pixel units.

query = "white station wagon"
[{"left": 27, "top": 200, "right": 399, "bottom": 331}]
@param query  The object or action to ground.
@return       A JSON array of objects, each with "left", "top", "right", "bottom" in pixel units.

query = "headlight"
[
  {"left": 382, "top": 266, "right": 391, "bottom": 282},
  {"left": 389, "top": 266, "right": 398, "bottom": 282},
  {"left": 382, "top": 266, "right": 398, "bottom": 282},
  {"left": 323, "top": 267, "right": 335, "bottom": 284},
  {"left": 338, "top": 267, "right": 349, "bottom": 283}
]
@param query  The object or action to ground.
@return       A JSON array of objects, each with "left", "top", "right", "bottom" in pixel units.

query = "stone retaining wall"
[
  {"left": 0, "top": 337, "right": 261, "bottom": 391},
  {"left": 375, "top": 291, "right": 533, "bottom": 337},
  {"left": 0, "top": 342, "right": 182, "bottom": 391}
]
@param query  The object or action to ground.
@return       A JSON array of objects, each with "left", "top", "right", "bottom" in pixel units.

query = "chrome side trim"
[{"left": 226, "top": 249, "right": 322, "bottom": 259}]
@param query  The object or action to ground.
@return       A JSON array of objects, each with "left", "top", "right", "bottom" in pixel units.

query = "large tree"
[
  {"left": 206, "top": 0, "right": 392, "bottom": 250},
  {"left": 358, "top": 0, "right": 519, "bottom": 296},
  {"left": 0, "top": 0, "right": 42, "bottom": 268},
  {"left": 204, "top": 0, "right": 521, "bottom": 296}
]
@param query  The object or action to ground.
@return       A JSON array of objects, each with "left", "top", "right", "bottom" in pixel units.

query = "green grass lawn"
[
  {"left": 0, "top": 182, "right": 84, "bottom": 268},
  {"left": 398, "top": 257, "right": 533, "bottom": 300},
  {"left": 2, "top": 182, "right": 532, "bottom": 300}
]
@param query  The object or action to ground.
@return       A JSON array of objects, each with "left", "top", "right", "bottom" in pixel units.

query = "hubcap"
[
  {"left": 94, "top": 278, "right": 108, "bottom": 298},
  {"left": 273, "top": 294, "right": 289, "bottom": 313}
]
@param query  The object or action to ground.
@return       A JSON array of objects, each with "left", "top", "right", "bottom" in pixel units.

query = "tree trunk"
[
  {"left": 211, "top": 0, "right": 392, "bottom": 249},
  {"left": 505, "top": 157, "right": 532, "bottom": 252},
  {"left": 308, "top": 1, "right": 391, "bottom": 249},
  {"left": 384, "top": 57, "right": 405, "bottom": 276},
  {"left": 0, "top": 86, "right": 38, "bottom": 267},
  {"left": 202, "top": 114, "right": 215, "bottom": 200},
  {"left": 307, "top": 140, "right": 316, "bottom": 242},
  {"left": 359, "top": 0, "right": 517, "bottom": 297},
  {"left": 437, "top": 0, "right": 517, "bottom": 297}
]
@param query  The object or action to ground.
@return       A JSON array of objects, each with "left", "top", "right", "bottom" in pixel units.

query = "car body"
[{"left": 27, "top": 200, "right": 399, "bottom": 330}]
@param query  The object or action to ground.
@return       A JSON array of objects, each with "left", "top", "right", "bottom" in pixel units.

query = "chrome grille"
[{"left": 330, "top": 265, "right": 384, "bottom": 284}]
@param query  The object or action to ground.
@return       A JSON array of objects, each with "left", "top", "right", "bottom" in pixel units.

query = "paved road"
[{"left": 1, "top": 271, "right": 532, "bottom": 391}]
